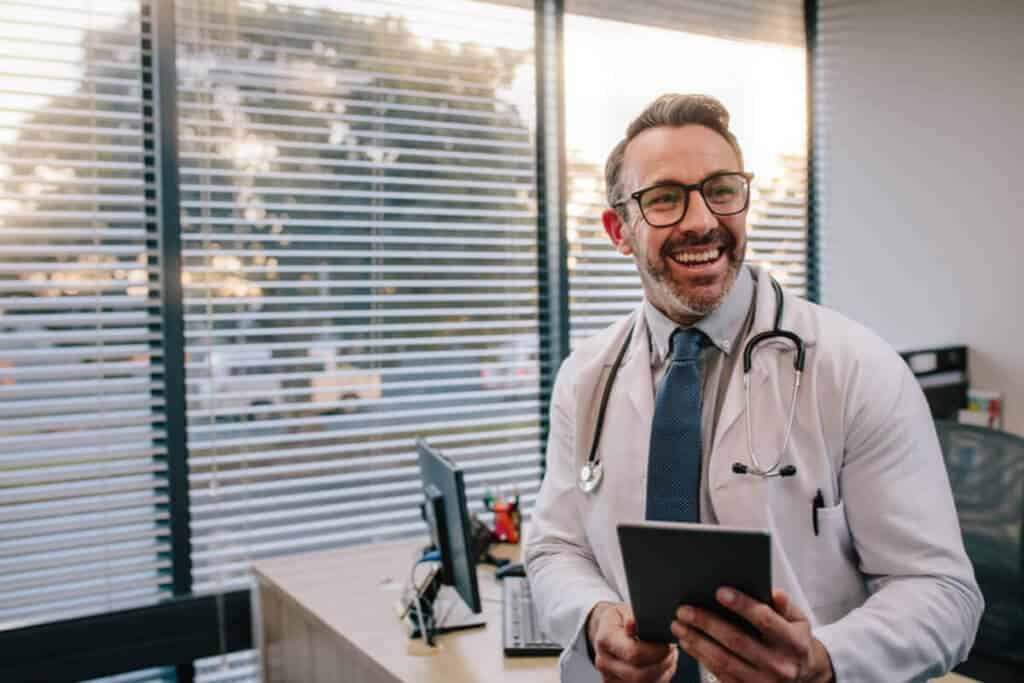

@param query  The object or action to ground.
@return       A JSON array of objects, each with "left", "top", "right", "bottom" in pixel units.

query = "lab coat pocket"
[{"left": 803, "top": 500, "right": 865, "bottom": 624}]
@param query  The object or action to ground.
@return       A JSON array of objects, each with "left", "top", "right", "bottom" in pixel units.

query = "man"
[{"left": 523, "top": 94, "right": 982, "bottom": 682}]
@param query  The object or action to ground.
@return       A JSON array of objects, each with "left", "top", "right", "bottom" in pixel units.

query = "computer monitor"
[{"left": 413, "top": 438, "right": 483, "bottom": 627}]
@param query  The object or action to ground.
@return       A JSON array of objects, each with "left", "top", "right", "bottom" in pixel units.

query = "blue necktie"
[
  {"left": 646, "top": 327, "right": 705, "bottom": 683},
  {"left": 647, "top": 327, "right": 705, "bottom": 523}
]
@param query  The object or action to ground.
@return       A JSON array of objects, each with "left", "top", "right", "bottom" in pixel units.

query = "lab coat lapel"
[
  {"left": 573, "top": 309, "right": 649, "bottom": 474},
  {"left": 621, "top": 322, "right": 654, "bottom": 445},
  {"left": 711, "top": 271, "right": 777, "bottom": 458}
]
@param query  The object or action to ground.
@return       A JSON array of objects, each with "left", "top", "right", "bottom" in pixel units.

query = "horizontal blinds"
[
  {"left": 564, "top": 2, "right": 808, "bottom": 346},
  {"left": 566, "top": 0, "right": 805, "bottom": 46},
  {"left": 176, "top": 0, "right": 541, "bottom": 609},
  {"left": 566, "top": 164, "right": 644, "bottom": 343},
  {"left": 0, "top": 0, "right": 173, "bottom": 631},
  {"left": 749, "top": 155, "right": 808, "bottom": 296},
  {"left": 82, "top": 668, "right": 174, "bottom": 683},
  {"left": 195, "top": 651, "right": 260, "bottom": 683}
]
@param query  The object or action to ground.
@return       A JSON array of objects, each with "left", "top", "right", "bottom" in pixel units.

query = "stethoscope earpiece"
[{"left": 733, "top": 461, "right": 799, "bottom": 478}]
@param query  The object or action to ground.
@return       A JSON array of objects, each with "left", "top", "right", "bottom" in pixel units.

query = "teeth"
[{"left": 672, "top": 248, "right": 721, "bottom": 264}]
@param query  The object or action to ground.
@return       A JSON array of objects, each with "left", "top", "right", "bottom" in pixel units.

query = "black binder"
[{"left": 899, "top": 345, "right": 968, "bottom": 419}]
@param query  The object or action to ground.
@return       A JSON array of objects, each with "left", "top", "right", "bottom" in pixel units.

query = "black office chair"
[{"left": 935, "top": 420, "right": 1024, "bottom": 667}]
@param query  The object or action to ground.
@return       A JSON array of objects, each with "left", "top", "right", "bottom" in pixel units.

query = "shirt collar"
[{"left": 644, "top": 265, "right": 755, "bottom": 363}]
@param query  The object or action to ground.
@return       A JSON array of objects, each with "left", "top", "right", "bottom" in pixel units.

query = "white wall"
[{"left": 816, "top": 0, "right": 1024, "bottom": 435}]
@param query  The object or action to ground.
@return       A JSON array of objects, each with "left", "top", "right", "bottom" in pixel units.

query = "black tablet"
[{"left": 617, "top": 521, "right": 771, "bottom": 644}]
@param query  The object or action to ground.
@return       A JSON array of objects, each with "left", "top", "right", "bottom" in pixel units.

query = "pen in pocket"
[{"left": 812, "top": 489, "right": 824, "bottom": 536}]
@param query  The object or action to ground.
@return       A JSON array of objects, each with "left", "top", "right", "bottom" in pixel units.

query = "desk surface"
[
  {"left": 253, "top": 538, "right": 558, "bottom": 683},
  {"left": 252, "top": 538, "right": 979, "bottom": 683}
]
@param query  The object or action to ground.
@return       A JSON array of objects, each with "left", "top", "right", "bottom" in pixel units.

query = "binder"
[{"left": 899, "top": 345, "right": 968, "bottom": 420}]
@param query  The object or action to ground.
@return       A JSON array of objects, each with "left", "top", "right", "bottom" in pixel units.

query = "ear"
[{"left": 601, "top": 208, "right": 633, "bottom": 256}]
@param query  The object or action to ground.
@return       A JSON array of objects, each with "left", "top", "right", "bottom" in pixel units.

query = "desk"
[
  {"left": 253, "top": 538, "right": 558, "bottom": 683},
  {"left": 253, "top": 538, "right": 980, "bottom": 683}
]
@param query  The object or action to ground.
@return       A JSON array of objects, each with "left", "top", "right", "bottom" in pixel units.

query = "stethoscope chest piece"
[{"left": 578, "top": 460, "right": 604, "bottom": 493}]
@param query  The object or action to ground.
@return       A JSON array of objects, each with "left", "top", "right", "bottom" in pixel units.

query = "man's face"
[{"left": 602, "top": 125, "right": 748, "bottom": 324}]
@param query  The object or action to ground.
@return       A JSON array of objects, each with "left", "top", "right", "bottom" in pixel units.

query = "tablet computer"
[{"left": 617, "top": 521, "right": 771, "bottom": 644}]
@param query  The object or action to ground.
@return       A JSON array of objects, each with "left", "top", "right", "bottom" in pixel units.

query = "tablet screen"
[{"left": 617, "top": 521, "right": 771, "bottom": 643}]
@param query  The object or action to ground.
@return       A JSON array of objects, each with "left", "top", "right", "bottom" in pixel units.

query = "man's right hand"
[{"left": 587, "top": 601, "right": 678, "bottom": 683}]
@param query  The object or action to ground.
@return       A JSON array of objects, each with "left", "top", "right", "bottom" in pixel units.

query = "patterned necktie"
[
  {"left": 646, "top": 327, "right": 705, "bottom": 683},
  {"left": 646, "top": 327, "right": 705, "bottom": 523}
]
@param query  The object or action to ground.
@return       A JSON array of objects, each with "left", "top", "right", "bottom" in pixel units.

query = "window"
[
  {"left": 176, "top": 0, "right": 540, "bottom": 675},
  {"left": 0, "top": 0, "right": 171, "bottom": 631}
]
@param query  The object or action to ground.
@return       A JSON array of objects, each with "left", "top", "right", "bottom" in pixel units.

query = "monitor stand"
[{"left": 400, "top": 566, "right": 486, "bottom": 646}]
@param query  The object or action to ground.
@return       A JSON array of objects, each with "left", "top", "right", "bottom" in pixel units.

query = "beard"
[{"left": 628, "top": 225, "right": 745, "bottom": 322}]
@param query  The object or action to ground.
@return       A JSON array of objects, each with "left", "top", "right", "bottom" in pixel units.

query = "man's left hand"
[{"left": 670, "top": 587, "right": 833, "bottom": 683}]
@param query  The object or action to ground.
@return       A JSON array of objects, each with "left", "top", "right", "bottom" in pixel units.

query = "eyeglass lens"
[{"left": 639, "top": 173, "right": 749, "bottom": 227}]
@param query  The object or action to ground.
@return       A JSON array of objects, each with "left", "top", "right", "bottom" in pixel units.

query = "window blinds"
[
  {"left": 0, "top": 0, "right": 172, "bottom": 629},
  {"left": 175, "top": 0, "right": 542, "bottom": 598},
  {"left": 566, "top": 0, "right": 805, "bottom": 46}
]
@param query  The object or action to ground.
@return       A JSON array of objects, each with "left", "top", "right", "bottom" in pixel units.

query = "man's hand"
[
  {"left": 587, "top": 601, "right": 678, "bottom": 683},
  {"left": 670, "top": 588, "right": 834, "bottom": 682}
]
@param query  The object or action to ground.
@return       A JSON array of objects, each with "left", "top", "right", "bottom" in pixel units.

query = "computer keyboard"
[{"left": 502, "top": 576, "right": 562, "bottom": 657}]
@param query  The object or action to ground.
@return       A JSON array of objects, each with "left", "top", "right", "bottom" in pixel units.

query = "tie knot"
[{"left": 670, "top": 328, "right": 705, "bottom": 362}]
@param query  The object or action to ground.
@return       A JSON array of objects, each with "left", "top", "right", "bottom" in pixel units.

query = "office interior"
[{"left": 0, "top": 0, "right": 1020, "bottom": 681}]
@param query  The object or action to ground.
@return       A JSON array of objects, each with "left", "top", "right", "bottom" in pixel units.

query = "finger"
[
  {"left": 596, "top": 643, "right": 676, "bottom": 683},
  {"left": 624, "top": 616, "right": 637, "bottom": 639},
  {"left": 772, "top": 588, "right": 806, "bottom": 623},
  {"left": 655, "top": 647, "right": 679, "bottom": 683},
  {"left": 598, "top": 625, "right": 674, "bottom": 670},
  {"left": 673, "top": 620, "right": 769, "bottom": 683},
  {"left": 717, "top": 587, "right": 798, "bottom": 644},
  {"left": 672, "top": 607, "right": 798, "bottom": 681},
  {"left": 655, "top": 648, "right": 679, "bottom": 683}
]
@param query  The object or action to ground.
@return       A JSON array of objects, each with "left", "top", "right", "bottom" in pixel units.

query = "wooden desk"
[
  {"left": 252, "top": 538, "right": 980, "bottom": 683},
  {"left": 252, "top": 538, "right": 558, "bottom": 683}
]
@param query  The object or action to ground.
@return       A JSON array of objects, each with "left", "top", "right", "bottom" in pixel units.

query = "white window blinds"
[
  {"left": 567, "top": 0, "right": 805, "bottom": 46},
  {"left": 0, "top": 0, "right": 172, "bottom": 629},
  {"left": 563, "top": 0, "right": 808, "bottom": 344},
  {"left": 175, "top": 0, "right": 541, "bottom": 597}
]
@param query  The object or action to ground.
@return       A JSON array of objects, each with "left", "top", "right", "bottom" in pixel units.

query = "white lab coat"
[{"left": 524, "top": 266, "right": 983, "bottom": 683}]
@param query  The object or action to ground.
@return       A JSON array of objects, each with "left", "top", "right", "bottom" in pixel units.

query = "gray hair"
[{"left": 604, "top": 94, "right": 744, "bottom": 213}]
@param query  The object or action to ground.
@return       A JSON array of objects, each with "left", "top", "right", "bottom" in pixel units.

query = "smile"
[{"left": 669, "top": 247, "right": 723, "bottom": 266}]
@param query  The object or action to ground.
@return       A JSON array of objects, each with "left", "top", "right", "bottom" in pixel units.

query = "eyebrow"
[{"left": 642, "top": 169, "right": 738, "bottom": 187}]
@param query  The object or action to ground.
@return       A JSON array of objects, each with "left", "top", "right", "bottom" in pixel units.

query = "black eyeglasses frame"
[{"left": 613, "top": 171, "right": 755, "bottom": 228}]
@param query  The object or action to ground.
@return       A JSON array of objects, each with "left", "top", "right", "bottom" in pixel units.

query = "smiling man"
[{"left": 524, "top": 94, "right": 982, "bottom": 683}]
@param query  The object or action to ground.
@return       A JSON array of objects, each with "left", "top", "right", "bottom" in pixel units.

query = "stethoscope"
[{"left": 578, "top": 277, "right": 806, "bottom": 494}]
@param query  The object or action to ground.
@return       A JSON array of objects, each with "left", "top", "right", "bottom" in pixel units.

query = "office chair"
[{"left": 935, "top": 420, "right": 1024, "bottom": 665}]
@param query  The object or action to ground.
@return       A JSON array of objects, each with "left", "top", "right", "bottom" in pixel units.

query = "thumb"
[{"left": 624, "top": 616, "right": 637, "bottom": 638}]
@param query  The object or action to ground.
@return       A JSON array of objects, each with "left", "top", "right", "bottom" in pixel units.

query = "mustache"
[{"left": 660, "top": 227, "right": 736, "bottom": 255}]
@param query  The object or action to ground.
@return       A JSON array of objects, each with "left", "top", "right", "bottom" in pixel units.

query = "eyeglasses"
[{"left": 613, "top": 171, "right": 754, "bottom": 228}]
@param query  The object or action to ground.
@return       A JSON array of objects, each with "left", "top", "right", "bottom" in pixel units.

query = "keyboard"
[{"left": 502, "top": 576, "right": 562, "bottom": 657}]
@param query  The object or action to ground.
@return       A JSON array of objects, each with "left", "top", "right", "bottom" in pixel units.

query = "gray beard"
[{"left": 634, "top": 246, "right": 743, "bottom": 324}]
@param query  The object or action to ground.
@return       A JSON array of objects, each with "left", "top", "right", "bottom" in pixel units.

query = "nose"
[{"left": 677, "top": 188, "right": 718, "bottom": 235}]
